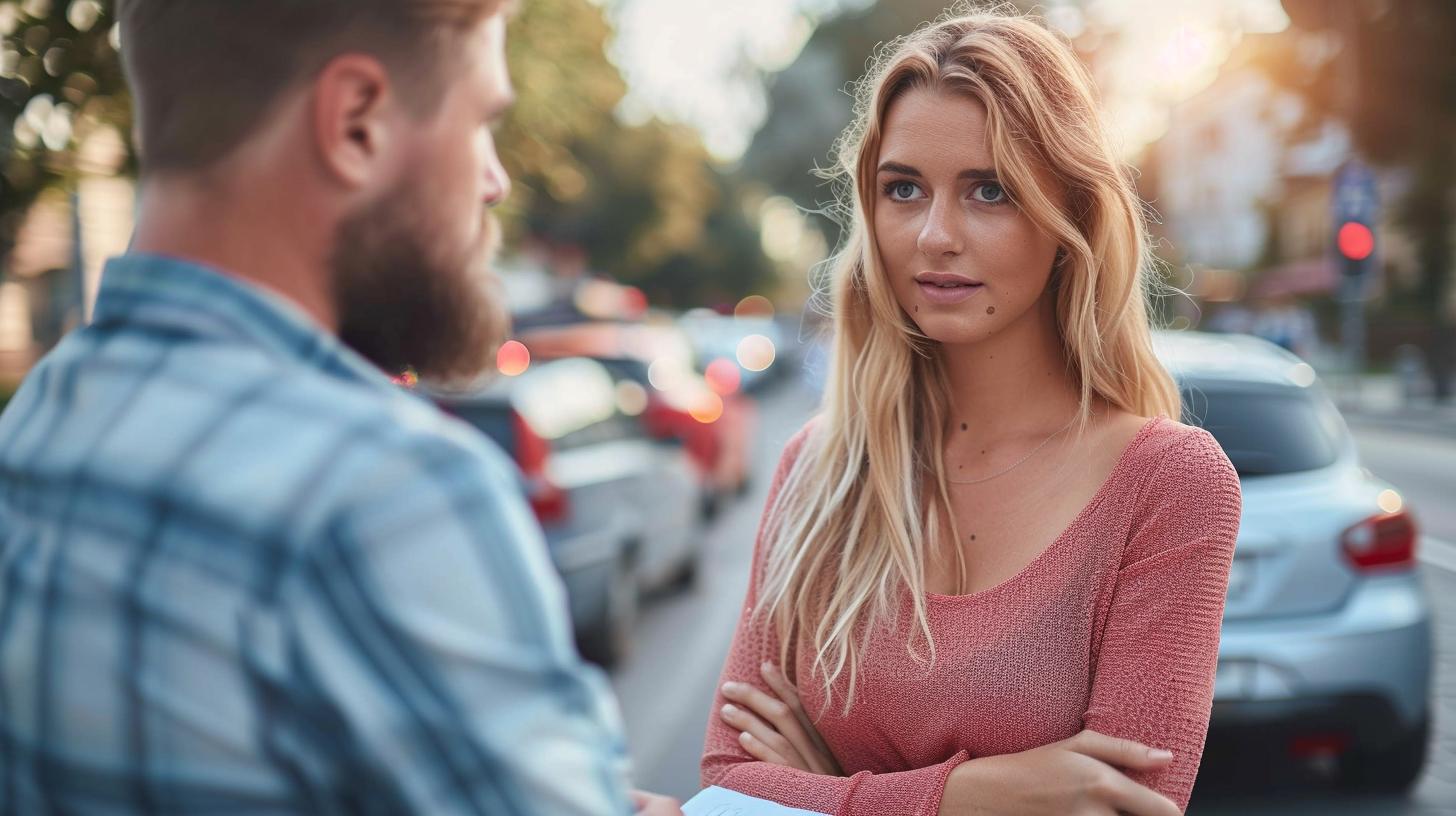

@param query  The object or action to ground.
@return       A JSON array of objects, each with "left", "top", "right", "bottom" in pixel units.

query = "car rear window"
[
  {"left": 444, "top": 403, "right": 517, "bottom": 457},
  {"left": 1178, "top": 386, "right": 1345, "bottom": 476}
]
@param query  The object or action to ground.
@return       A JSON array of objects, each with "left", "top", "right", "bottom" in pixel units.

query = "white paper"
[{"left": 682, "top": 786, "right": 829, "bottom": 816}]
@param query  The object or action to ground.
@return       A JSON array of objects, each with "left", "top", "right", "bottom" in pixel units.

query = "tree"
[
  {"left": 488, "top": 0, "right": 774, "bottom": 305},
  {"left": 1270, "top": 0, "right": 1456, "bottom": 399},
  {"left": 1, "top": 0, "right": 129, "bottom": 278},
  {"left": 1, "top": 0, "right": 775, "bottom": 308}
]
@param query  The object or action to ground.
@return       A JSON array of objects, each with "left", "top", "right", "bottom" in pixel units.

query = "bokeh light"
[
  {"left": 615, "top": 380, "right": 648, "bottom": 416},
  {"left": 1287, "top": 363, "right": 1316, "bottom": 388},
  {"left": 704, "top": 358, "right": 742, "bottom": 395},
  {"left": 734, "top": 295, "right": 775, "bottom": 319},
  {"left": 736, "top": 334, "right": 776, "bottom": 372},
  {"left": 1377, "top": 489, "right": 1403, "bottom": 515},
  {"left": 648, "top": 357, "right": 692, "bottom": 392},
  {"left": 497, "top": 340, "right": 531, "bottom": 377},
  {"left": 689, "top": 391, "right": 724, "bottom": 424}
]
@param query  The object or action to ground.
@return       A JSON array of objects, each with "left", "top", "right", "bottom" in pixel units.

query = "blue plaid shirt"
[{"left": 0, "top": 254, "right": 635, "bottom": 814}]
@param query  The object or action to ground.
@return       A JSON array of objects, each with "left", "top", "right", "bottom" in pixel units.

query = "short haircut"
[{"left": 118, "top": 0, "right": 506, "bottom": 172}]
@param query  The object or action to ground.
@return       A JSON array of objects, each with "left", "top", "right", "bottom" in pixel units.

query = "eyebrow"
[{"left": 876, "top": 161, "right": 998, "bottom": 181}]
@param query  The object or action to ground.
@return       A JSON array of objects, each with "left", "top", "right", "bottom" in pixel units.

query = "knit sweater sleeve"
[
  {"left": 699, "top": 421, "right": 968, "bottom": 816},
  {"left": 1083, "top": 427, "right": 1242, "bottom": 813}
]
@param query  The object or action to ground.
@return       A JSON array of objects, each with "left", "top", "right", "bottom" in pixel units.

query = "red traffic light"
[{"left": 1337, "top": 222, "right": 1374, "bottom": 261}]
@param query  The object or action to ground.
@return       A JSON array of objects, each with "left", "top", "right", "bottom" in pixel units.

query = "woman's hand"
[
  {"left": 630, "top": 790, "right": 682, "bottom": 816},
  {"left": 939, "top": 729, "right": 1182, "bottom": 816},
  {"left": 718, "top": 661, "right": 844, "bottom": 776}
]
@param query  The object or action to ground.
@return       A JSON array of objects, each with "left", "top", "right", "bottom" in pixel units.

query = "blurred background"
[{"left": 1, "top": 0, "right": 1454, "bottom": 813}]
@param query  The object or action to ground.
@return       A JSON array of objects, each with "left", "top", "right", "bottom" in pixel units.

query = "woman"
[{"left": 700, "top": 8, "right": 1241, "bottom": 816}]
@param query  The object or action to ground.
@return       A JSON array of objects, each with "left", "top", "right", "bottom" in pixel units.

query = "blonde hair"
[{"left": 757, "top": 5, "right": 1180, "bottom": 713}]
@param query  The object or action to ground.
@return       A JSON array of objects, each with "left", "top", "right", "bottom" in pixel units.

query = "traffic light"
[{"left": 1337, "top": 221, "right": 1374, "bottom": 262}]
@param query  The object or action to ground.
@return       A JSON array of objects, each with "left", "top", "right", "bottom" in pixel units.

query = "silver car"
[
  {"left": 431, "top": 356, "right": 706, "bottom": 667},
  {"left": 1158, "top": 331, "right": 1434, "bottom": 793}
]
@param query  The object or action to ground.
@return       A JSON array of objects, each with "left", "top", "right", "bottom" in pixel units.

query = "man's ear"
[{"left": 312, "top": 54, "right": 396, "bottom": 189}]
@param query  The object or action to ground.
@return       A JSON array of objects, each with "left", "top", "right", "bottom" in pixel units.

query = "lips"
[
  {"left": 915, "top": 272, "right": 983, "bottom": 287},
  {"left": 916, "top": 280, "right": 984, "bottom": 305}
]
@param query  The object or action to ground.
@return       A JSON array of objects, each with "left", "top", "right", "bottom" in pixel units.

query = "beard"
[{"left": 330, "top": 178, "right": 509, "bottom": 386}]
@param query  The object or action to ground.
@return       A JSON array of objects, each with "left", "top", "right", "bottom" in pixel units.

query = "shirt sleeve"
[
  {"left": 699, "top": 421, "right": 968, "bottom": 816},
  {"left": 284, "top": 432, "right": 635, "bottom": 816},
  {"left": 1083, "top": 428, "right": 1243, "bottom": 813}
]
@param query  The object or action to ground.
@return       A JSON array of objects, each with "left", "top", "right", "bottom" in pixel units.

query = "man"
[{"left": 0, "top": 2, "right": 678, "bottom": 813}]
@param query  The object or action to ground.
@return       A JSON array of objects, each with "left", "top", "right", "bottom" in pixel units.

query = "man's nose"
[{"left": 483, "top": 150, "right": 510, "bottom": 207}]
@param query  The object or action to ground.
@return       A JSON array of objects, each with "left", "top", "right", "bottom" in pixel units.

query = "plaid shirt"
[{"left": 0, "top": 254, "right": 634, "bottom": 815}]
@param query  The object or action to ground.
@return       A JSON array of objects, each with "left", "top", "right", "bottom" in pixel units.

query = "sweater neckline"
[{"left": 924, "top": 414, "right": 1165, "bottom": 604}]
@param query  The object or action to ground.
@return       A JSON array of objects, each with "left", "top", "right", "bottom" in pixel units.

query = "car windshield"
[{"left": 1178, "top": 385, "right": 1346, "bottom": 476}]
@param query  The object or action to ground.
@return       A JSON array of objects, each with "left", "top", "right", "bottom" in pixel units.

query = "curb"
[
  {"left": 1420, "top": 538, "right": 1456, "bottom": 574},
  {"left": 1343, "top": 412, "right": 1456, "bottom": 440}
]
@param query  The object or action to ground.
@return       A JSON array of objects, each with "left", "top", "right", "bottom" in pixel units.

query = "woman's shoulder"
[
  {"left": 1128, "top": 415, "right": 1236, "bottom": 489},
  {"left": 764, "top": 415, "right": 824, "bottom": 497},
  {"left": 777, "top": 414, "right": 824, "bottom": 467},
  {"left": 1118, "top": 414, "right": 1242, "bottom": 555}
]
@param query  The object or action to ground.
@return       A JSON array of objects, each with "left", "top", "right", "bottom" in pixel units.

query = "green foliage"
[
  {"left": 1, "top": 0, "right": 130, "bottom": 274},
  {"left": 0, "top": 0, "right": 774, "bottom": 307},
  {"left": 499, "top": 0, "right": 774, "bottom": 305}
]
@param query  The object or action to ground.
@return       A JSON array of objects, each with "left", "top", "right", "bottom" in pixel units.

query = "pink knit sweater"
[{"left": 700, "top": 415, "right": 1242, "bottom": 815}]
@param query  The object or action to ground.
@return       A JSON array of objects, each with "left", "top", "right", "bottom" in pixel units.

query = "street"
[{"left": 610, "top": 379, "right": 1456, "bottom": 814}]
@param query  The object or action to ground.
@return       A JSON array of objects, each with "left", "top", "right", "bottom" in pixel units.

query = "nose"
[
  {"left": 916, "top": 196, "right": 963, "bottom": 257},
  {"left": 482, "top": 148, "right": 511, "bottom": 207}
]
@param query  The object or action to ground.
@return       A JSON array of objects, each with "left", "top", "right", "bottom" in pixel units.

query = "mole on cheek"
[{"left": 986, "top": 306, "right": 996, "bottom": 315}]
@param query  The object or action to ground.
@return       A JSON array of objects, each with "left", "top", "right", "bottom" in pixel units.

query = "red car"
[{"left": 516, "top": 322, "right": 756, "bottom": 517}]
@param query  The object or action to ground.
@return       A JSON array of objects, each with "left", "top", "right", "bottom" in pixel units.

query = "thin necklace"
[{"left": 945, "top": 414, "right": 1078, "bottom": 485}]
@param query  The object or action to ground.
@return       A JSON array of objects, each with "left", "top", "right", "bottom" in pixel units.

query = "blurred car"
[
  {"left": 430, "top": 356, "right": 705, "bottom": 666},
  {"left": 1158, "top": 331, "right": 1433, "bottom": 793},
  {"left": 517, "top": 321, "right": 757, "bottom": 518}
]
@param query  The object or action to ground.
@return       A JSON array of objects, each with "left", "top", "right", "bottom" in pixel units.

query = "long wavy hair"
[{"left": 757, "top": 6, "right": 1181, "bottom": 713}]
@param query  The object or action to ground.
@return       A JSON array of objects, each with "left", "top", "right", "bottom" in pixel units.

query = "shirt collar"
[{"left": 92, "top": 253, "right": 394, "bottom": 390}]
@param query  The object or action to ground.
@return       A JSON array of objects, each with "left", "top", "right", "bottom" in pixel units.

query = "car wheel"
[
  {"left": 700, "top": 490, "right": 722, "bottom": 522},
  {"left": 1337, "top": 717, "right": 1430, "bottom": 794},
  {"left": 577, "top": 553, "right": 639, "bottom": 669},
  {"left": 670, "top": 539, "right": 702, "bottom": 592},
  {"left": 734, "top": 473, "right": 752, "bottom": 498}
]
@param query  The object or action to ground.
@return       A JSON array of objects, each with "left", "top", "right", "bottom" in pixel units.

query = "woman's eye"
[
  {"left": 887, "top": 181, "right": 922, "bottom": 201},
  {"left": 972, "top": 182, "right": 1006, "bottom": 204}
]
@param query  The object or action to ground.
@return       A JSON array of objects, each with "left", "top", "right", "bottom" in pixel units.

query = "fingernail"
[
  {"left": 721, "top": 704, "right": 737, "bottom": 717},
  {"left": 761, "top": 661, "right": 774, "bottom": 673},
  {"left": 1149, "top": 748, "right": 1173, "bottom": 761},
  {"left": 722, "top": 682, "right": 739, "bottom": 694}
]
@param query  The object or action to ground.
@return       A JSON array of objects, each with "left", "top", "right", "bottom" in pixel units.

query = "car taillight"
[
  {"left": 1341, "top": 509, "right": 1417, "bottom": 571},
  {"left": 511, "top": 411, "right": 569, "bottom": 525}
]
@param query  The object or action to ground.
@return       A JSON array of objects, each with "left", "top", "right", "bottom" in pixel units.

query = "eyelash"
[{"left": 880, "top": 180, "right": 1009, "bottom": 206}]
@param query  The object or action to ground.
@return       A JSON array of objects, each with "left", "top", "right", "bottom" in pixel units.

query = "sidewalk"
[{"left": 1330, "top": 373, "right": 1456, "bottom": 439}]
